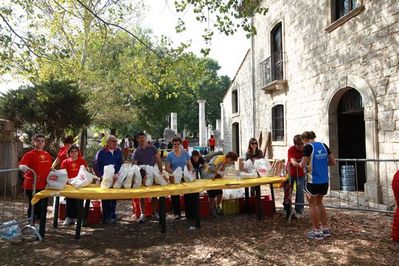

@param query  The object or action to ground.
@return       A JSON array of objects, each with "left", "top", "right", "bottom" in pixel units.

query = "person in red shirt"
[
  {"left": 60, "top": 145, "right": 87, "bottom": 226},
  {"left": 19, "top": 134, "right": 52, "bottom": 222},
  {"left": 392, "top": 170, "right": 399, "bottom": 243},
  {"left": 182, "top": 137, "right": 189, "bottom": 151},
  {"left": 51, "top": 135, "right": 74, "bottom": 169},
  {"left": 284, "top": 135, "right": 305, "bottom": 219},
  {"left": 208, "top": 135, "right": 216, "bottom": 152}
]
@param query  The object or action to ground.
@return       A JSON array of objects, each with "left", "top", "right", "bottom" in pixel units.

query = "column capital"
[{"left": 197, "top": 99, "right": 207, "bottom": 104}]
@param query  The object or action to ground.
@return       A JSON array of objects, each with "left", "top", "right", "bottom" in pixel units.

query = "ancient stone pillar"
[
  {"left": 197, "top": 100, "right": 207, "bottom": 147},
  {"left": 170, "top": 112, "right": 177, "bottom": 134}
]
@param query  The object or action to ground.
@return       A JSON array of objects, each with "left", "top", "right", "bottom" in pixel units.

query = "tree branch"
[
  {"left": 0, "top": 12, "right": 53, "bottom": 60},
  {"left": 76, "top": 0, "right": 162, "bottom": 58}
]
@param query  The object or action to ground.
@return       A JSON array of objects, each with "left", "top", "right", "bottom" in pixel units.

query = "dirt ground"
[{"left": 1, "top": 200, "right": 398, "bottom": 266}]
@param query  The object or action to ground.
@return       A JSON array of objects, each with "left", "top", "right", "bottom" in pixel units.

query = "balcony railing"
[{"left": 260, "top": 51, "right": 284, "bottom": 87}]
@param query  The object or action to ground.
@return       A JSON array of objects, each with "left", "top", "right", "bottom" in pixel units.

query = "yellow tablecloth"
[{"left": 32, "top": 176, "right": 287, "bottom": 205}]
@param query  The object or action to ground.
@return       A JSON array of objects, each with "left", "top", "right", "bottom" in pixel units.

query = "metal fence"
[
  {"left": 0, "top": 168, "right": 42, "bottom": 241},
  {"left": 282, "top": 159, "right": 398, "bottom": 215}
]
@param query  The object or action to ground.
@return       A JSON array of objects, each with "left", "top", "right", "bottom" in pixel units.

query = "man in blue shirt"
[{"left": 94, "top": 135, "right": 123, "bottom": 224}]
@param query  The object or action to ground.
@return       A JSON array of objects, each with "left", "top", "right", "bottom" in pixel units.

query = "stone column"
[
  {"left": 198, "top": 100, "right": 207, "bottom": 146},
  {"left": 207, "top": 124, "right": 213, "bottom": 139},
  {"left": 220, "top": 103, "right": 224, "bottom": 140},
  {"left": 170, "top": 112, "right": 177, "bottom": 134},
  {"left": 216, "top": 119, "right": 221, "bottom": 131}
]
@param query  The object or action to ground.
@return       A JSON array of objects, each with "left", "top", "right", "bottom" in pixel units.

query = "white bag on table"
[
  {"left": 172, "top": 167, "right": 183, "bottom": 184},
  {"left": 152, "top": 166, "right": 168, "bottom": 186},
  {"left": 70, "top": 165, "right": 95, "bottom": 188},
  {"left": 243, "top": 159, "right": 256, "bottom": 174},
  {"left": 101, "top": 164, "right": 115, "bottom": 189},
  {"left": 123, "top": 165, "right": 134, "bottom": 188},
  {"left": 113, "top": 164, "right": 128, "bottom": 189},
  {"left": 46, "top": 169, "right": 68, "bottom": 190},
  {"left": 132, "top": 165, "right": 142, "bottom": 188},
  {"left": 183, "top": 166, "right": 196, "bottom": 183},
  {"left": 254, "top": 159, "right": 272, "bottom": 177},
  {"left": 144, "top": 165, "right": 154, "bottom": 187}
]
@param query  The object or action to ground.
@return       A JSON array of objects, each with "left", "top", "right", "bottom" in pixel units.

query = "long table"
[{"left": 32, "top": 176, "right": 286, "bottom": 239}]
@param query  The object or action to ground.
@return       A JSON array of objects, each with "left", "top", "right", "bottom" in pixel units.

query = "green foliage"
[{"left": 0, "top": 78, "right": 91, "bottom": 145}]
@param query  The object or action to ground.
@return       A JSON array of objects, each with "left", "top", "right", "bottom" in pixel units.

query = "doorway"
[{"left": 337, "top": 88, "right": 366, "bottom": 190}]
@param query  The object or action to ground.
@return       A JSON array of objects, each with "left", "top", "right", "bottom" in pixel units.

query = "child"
[
  {"left": 202, "top": 151, "right": 238, "bottom": 217},
  {"left": 60, "top": 145, "right": 87, "bottom": 226}
]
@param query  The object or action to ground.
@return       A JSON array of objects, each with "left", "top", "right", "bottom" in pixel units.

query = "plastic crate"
[
  {"left": 222, "top": 199, "right": 240, "bottom": 215},
  {"left": 239, "top": 196, "right": 273, "bottom": 217}
]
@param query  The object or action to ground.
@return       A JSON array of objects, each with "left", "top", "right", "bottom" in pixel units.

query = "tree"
[{"left": 0, "top": 78, "right": 91, "bottom": 149}]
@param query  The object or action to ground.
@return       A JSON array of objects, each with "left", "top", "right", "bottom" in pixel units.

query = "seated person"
[{"left": 202, "top": 152, "right": 238, "bottom": 217}]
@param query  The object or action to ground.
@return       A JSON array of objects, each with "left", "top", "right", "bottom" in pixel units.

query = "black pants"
[
  {"left": 171, "top": 195, "right": 181, "bottom": 216},
  {"left": 66, "top": 198, "right": 79, "bottom": 219},
  {"left": 184, "top": 193, "right": 199, "bottom": 220},
  {"left": 25, "top": 189, "right": 47, "bottom": 222}
]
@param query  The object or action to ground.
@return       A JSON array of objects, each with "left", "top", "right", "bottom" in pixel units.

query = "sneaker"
[
  {"left": 189, "top": 226, "right": 197, "bottom": 231},
  {"left": 321, "top": 227, "right": 331, "bottom": 237},
  {"left": 216, "top": 206, "right": 223, "bottom": 215},
  {"left": 152, "top": 212, "right": 160, "bottom": 221},
  {"left": 138, "top": 214, "right": 147, "bottom": 224},
  {"left": 63, "top": 217, "right": 73, "bottom": 227},
  {"left": 210, "top": 207, "right": 219, "bottom": 218},
  {"left": 307, "top": 230, "right": 324, "bottom": 240}
]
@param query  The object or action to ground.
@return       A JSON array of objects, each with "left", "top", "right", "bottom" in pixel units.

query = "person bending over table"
[
  {"left": 60, "top": 144, "right": 87, "bottom": 226},
  {"left": 202, "top": 152, "right": 238, "bottom": 217},
  {"left": 131, "top": 132, "right": 163, "bottom": 223},
  {"left": 165, "top": 137, "right": 193, "bottom": 220},
  {"left": 19, "top": 134, "right": 53, "bottom": 224},
  {"left": 94, "top": 135, "right": 123, "bottom": 224}
]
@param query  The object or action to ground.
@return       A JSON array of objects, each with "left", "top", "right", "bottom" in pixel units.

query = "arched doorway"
[
  {"left": 232, "top": 122, "right": 240, "bottom": 155},
  {"left": 337, "top": 88, "right": 366, "bottom": 190}
]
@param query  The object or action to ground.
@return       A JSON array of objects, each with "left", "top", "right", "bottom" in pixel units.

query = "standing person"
[
  {"left": 18, "top": 134, "right": 52, "bottom": 223},
  {"left": 100, "top": 133, "right": 107, "bottom": 147},
  {"left": 299, "top": 131, "right": 336, "bottom": 240},
  {"left": 154, "top": 139, "right": 160, "bottom": 149},
  {"left": 285, "top": 135, "right": 305, "bottom": 219},
  {"left": 392, "top": 170, "right": 399, "bottom": 243},
  {"left": 60, "top": 145, "right": 87, "bottom": 226},
  {"left": 122, "top": 135, "right": 130, "bottom": 161},
  {"left": 94, "top": 135, "right": 123, "bottom": 224},
  {"left": 245, "top": 138, "right": 263, "bottom": 197},
  {"left": 165, "top": 137, "right": 193, "bottom": 219},
  {"left": 202, "top": 152, "right": 238, "bottom": 217},
  {"left": 131, "top": 132, "right": 163, "bottom": 223},
  {"left": 167, "top": 141, "right": 173, "bottom": 150},
  {"left": 182, "top": 137, "right": 190, "bottom": 151},
  {"left": 51, "top": 135, "right": 74, "bottom": 169},
  {"left": 208, "top": 135, "right": 216, "bottom": 152}
]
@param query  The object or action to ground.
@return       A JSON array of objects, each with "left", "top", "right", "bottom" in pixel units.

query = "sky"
[
  {"left": 0, "top": 1, "right": 250, "bottom": 93},
  {"left": 142, "top": 1, "right": 250, "bottom": 78}
]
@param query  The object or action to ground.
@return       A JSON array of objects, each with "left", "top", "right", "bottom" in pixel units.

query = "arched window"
[{"left": 272, "top": 104, "right": 284, "bottom": 141}]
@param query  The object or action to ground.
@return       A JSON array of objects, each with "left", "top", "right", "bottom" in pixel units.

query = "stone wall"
[{"left": 222, "top": 0, "right": 399, "bottom": 203}]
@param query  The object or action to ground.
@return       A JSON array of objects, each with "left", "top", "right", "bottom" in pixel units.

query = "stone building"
[{"left": 221, "top": 0, "right": 399, "bottom": 204}]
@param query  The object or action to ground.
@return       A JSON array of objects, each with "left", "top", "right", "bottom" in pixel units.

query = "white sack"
[
  {"left": 101, "top": 164, "right": 115, "bottom": 189},
  {"left": 70, "top": 165, "right": 95, "bottom": 188},
  {"left": 123, "top": 165, "right": 134, "bottom": 188},
  {"left": 152, "top": 166, "right": 168, "bottom": 186},
  {"left": 132, "top": 165, "right": 142, "bottom": 188},
  {"left": 113, "top": 164, "right": 128, "bottom": 189},
  {"left": 183, "top": 166, "right": 196, "bottom": 183},
  {"left": 254, "top": 159, "right": 272, "bottom": 177},
  {"left": 172, "top": 167, "right": 183, "bottom": 184},
  {"left": 144, "top": 165, "right": 154, "bottom": 187},
  {"left": 46, "top": 169, "right": 68, "bottom": 190}
]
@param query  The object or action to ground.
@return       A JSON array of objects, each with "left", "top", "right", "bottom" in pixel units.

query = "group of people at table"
[{"left": 17, "top": 131, "right": 399, "bottom": 241}]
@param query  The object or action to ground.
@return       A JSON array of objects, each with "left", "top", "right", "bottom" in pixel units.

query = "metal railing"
[
  {"left": 260, "top": 51, "right": 284, "bottom": 87},
  {"left": 0, "top": 168, "right": 42, "bottom": 241},
  {"left": 283, "top": 158, "right": 398, "bottom": 215}
]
